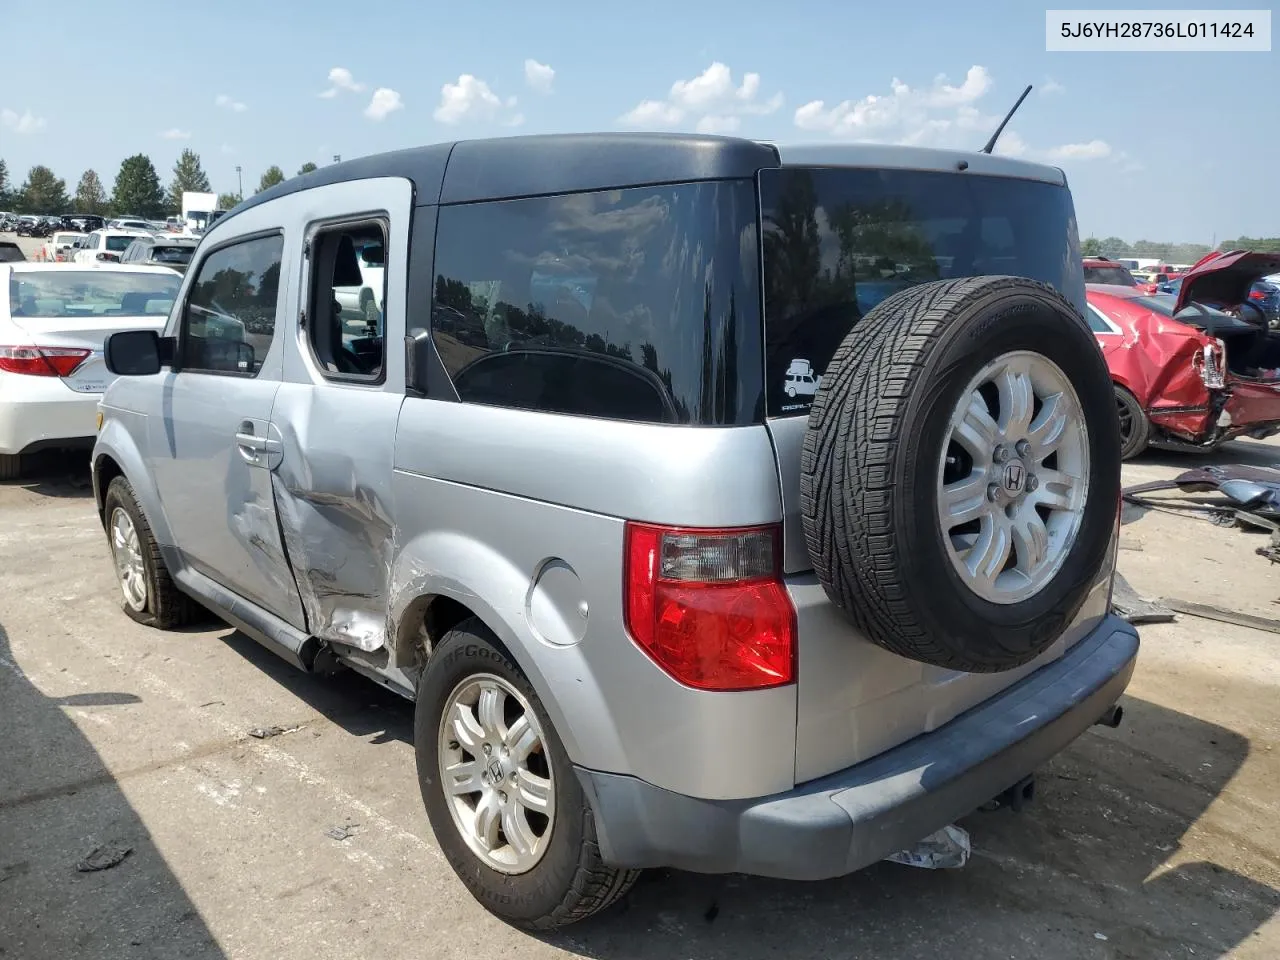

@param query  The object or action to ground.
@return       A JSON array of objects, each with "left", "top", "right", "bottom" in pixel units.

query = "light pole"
[
  {"left": 333, "top": 155, "right": 341, "bottom": 164},
  {"left": 235, "top": 165, "right": 243, "bottom": 199}
]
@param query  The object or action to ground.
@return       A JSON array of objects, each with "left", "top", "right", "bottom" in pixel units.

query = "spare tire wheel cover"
[{"left": 799, "top": 276, "right": 1121, "bottom": 673}]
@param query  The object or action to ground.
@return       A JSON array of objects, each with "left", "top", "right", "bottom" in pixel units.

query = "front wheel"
[
  {"left": 415, "top": 620, "right": 639, "bottom": 929},
  {"left": 103, "top": 476, "right": 198, "bottom": 628}
]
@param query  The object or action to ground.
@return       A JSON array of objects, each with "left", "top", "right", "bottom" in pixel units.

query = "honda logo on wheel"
[{"left": 1003, "top": 462, "right": 1025, "bottom": 493}]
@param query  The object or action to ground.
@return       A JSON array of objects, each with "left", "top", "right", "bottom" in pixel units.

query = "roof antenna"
[{"left": 980, "top": 84, "right": 1033, "bottom": 155}]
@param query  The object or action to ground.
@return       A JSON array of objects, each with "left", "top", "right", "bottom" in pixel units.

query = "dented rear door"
[{"left": 268, "top": 177, "right": 414, "bottom": 651}]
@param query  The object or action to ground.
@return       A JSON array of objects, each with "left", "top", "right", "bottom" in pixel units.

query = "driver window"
[
  {"left": 181, "top": 233, "right": 284, "bottom": 376},
  {"left": 305, "top": 220, "right": 387, "bottom": 382}
]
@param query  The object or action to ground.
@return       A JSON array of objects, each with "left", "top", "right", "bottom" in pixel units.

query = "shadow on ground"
[
  {"left": 0, "top": 621, "right": 226, "bottom": 959},
  {"left": 215, "top": 625, "right": 1279, "bottom": 959},
  {"left": 0, "top": 449, "right": 95, "bottom": 499},
  {"left": 1141, "top": 437, "right": 1280, "bottom": 470}
]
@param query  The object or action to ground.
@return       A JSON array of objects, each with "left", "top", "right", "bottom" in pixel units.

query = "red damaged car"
[{"left": 1087, "top": 250, "right": 1280, "bottom": 459}]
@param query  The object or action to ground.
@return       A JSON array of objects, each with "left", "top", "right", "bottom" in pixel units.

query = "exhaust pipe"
[{"left": 1094, "top": 704, "right": 1124, "bottom": 728}]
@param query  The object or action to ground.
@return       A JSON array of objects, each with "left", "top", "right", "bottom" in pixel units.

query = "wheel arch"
[
  {"left": 92, "top": 425, "right": 176, "bottom": 552},
  {"left": 387, "top": 531, "right": 626, "bottom": 770}
]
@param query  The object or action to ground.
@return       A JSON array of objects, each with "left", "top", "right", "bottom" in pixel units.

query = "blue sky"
[{"left": 2, "top": 0, "right": 1275, "bottom": 241}]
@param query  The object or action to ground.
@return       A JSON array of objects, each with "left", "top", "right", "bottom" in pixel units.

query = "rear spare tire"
[{"left": 801, "top": 276, "right": 1120, "bottom": 673}]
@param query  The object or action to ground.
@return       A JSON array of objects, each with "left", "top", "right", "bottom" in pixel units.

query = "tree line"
[
  {"left": 1082, "top": 234, "right": 1280, "bottom": 259},
  {"left": 0, "top": 151, "right": 321, "bottom": 218}
]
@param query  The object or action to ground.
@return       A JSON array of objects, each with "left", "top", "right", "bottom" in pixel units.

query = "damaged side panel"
[
  {"left": 1102, "top": 317, "right": 1214, "bottom": 439},
  {"left": 268, "top": 383, "right": 401, "bottom": 651}
]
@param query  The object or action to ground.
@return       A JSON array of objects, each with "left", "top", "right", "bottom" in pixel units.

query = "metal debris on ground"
[
  {"left": 326, "top": 824, "right": 359, "bottom": 841},
  {"left": 76, "top": 844, "right": 132, "bottom": 872},
  {"left": 248, "top": 725, "right": 298, "bottom": 739},
  {"left": 1162, "top": 598, "right": 1280, "bottom": 636},
  {"left": 1110, "top": 572, "right": 1175, "bottom": 625},
  {"left": 884, "top": 824, "right": 970, "bottom": 870}
]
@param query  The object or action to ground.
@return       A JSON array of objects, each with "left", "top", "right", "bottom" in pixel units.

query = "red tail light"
[
  {"left": 96, "top": 252, "right": 119, "bottom": 262},
  {"left": 623, "top": 523, "right": 796, "bottom": 691},
  {"left": 1249, "top": 289, "right": 1266, "bottom": 301},
  {"left": 0, "top": 346, "right": 93, "bottom": 377}
]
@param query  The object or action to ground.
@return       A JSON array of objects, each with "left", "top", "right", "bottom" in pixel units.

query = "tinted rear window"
[
  {"left": 106, "top": 235, "right": 141, "bottom": 252},
  {"left": 1083, "top": 265, "right": 1136, "bottom": 286},
  {"left": 150, "top": 245, "right": 195, "bottom": 264},
  {"left": 430, "top": 180, "right": 762, "bottom": 425},
  {"left": 760, "top": 167, "right": 1083, "bottom": 417}
]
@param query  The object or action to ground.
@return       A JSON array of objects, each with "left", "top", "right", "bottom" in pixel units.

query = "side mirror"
[{"left": 104, "top": 330, "right": 174, "bottom": 375}]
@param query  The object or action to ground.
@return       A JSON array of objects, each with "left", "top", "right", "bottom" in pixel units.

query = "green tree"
[
  {"left": 18, "top": 165, "right": 69, "bottom": 213},
  {"left": 0, "top": 158, "right": 10, "bottom": 207},
  {"left": 166, "top": 148, "right": 212, "bottom": 210},
  {"left": 111, "top": 154, "right": 165, "bottom": 218},
  {"left": 216, "top": 192, "right": 242, "bottom": 210},
  {"left": 296, "top": 162, "right": 318, "bottom": 176},
  {"left": 1099, "top": 236, "right": 1130, "bottom": 257},
  {"left": 1080, "top": 236, "right": 1103, "bottom": 257},
  {"left": 1219, "top": 236, "right": 1280, "bottom": 254},
  {"left": 256, "top": 165, "right": 286, "bottom": 193},
  {"left": 73, "top": 169, "right": 109, "bottom": 215}
]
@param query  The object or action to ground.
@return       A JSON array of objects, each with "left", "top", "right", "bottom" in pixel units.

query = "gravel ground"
[{"left": 1, "top": 414, "right": 1278, "bottom": 957}]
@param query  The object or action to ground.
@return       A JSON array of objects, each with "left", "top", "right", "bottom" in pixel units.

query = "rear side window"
[
  {"left": 430, "top": 180, "right": 762, "bottom": 425},
  {"left": 1083, "top": 265, "right": 1136, "bottom": 286},
  {"left": 760, "top": 167, "right": 1083, "bottom": 417},
  {"left": 180, "top": 234, "right": 284, "bottom": 376},
  {"left": 305, "top": 220, "right": 387, "bottom": 382},
  {"left": 106, "top": 235, "right": 137, "bottom": 253}
]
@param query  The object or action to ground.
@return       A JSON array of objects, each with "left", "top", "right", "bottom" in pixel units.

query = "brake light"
[
  {"left": 623, "top": 523, "right": 796, "bottom": 691},
  {"left": 1249, "top": 289, "right": 1266, "bottom": 301},
  {"left": 1192, "top": 339, "right": 1227, "bottom": 389},
  {"left": 0, "top": 346, "right": 92, "bottom": 377},
  {"left": 96, "top": 252, "right": 119, "bottom": 262}
]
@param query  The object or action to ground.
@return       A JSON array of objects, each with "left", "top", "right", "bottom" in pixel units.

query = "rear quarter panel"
[{"left": 391, "top": 400, "right": 798, "bottom": 801}]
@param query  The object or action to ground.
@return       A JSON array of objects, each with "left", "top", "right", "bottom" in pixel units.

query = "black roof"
[{"left": 217, "top": 133, "right": 780, "bottom": 227}]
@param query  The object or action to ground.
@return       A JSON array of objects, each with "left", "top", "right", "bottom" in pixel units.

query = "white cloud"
[
  {"left": 1046, "top": 139, "right": 1112, "bottom": 161},
  {"left": 618, "top": 62, "right": 782, "bottom": 130},
  {"left": 794, "top": 66, "right": 992, "bottom": 139},
  {"left": 159, "top": 128, "right": 191, "bottom": 140},
  {"left": 364, "top": 87, "right": 404, "bottom": 121},
  {"left": 524, "top": 59, "right": 555, "bottom": 94},
  {"left": 1040, "top": 78, "right": 1065, "bottom": 95},
  {"left": 434, "top": 74, "right": 521, "bottom": 125},
  {"left": 215, "top": 94, "right": 247, "bottom": 112},
  {"left": 319, "top": 67, "right": 365, "bottom": 99},
  {"left": 1, "top": 108, "right": 46, "bottom": 134},
  {"left": 792, "top": 66, "right": 1128, "bottom": 170}
]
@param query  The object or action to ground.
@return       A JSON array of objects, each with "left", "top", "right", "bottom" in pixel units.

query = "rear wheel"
[
  {"left": 0, "top": 454, "right": 22, "bottom": 481},
  {"left": 1114, "top": 385, "right": 1150, "bottom": 460},
  {"left": 415, "top": 620, "right": 639, "bottom": 930}
]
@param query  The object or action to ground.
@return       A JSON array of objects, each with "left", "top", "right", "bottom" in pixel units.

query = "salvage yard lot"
[{"left": 2, "top": 441, "right": 1279, "bottom": 960}]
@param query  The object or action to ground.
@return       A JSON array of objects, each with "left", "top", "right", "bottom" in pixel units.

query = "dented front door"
[
  {"left": 267, "top": 177, "right": 414, "bottom": 652},
  {"left": 149, "top": 229, "right": 306, "bottom": 627}
]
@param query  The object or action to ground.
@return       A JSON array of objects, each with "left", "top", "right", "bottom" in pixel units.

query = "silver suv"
[{"left": 91, "top": 134, "right": 1137, "bottom": 930}]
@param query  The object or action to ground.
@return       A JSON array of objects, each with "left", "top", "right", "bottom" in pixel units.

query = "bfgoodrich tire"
[
  {"left": 801, "top": 276, "right": 1121, "bottom": 673},
  {"left": 415, "top": 619, "right": 639, "bottom": 930}
]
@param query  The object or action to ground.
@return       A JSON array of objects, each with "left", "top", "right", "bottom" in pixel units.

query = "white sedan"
[{"left": 0, "top": 263, "right": 182, "bottom": 479}]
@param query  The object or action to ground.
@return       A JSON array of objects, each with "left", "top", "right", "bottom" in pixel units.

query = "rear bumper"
[
  {"left": 577, "top": 614, "right": 1139, "bottom": 880},
  {"left": 0, "top": 375, "right": 100, "bottom": 455}
]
